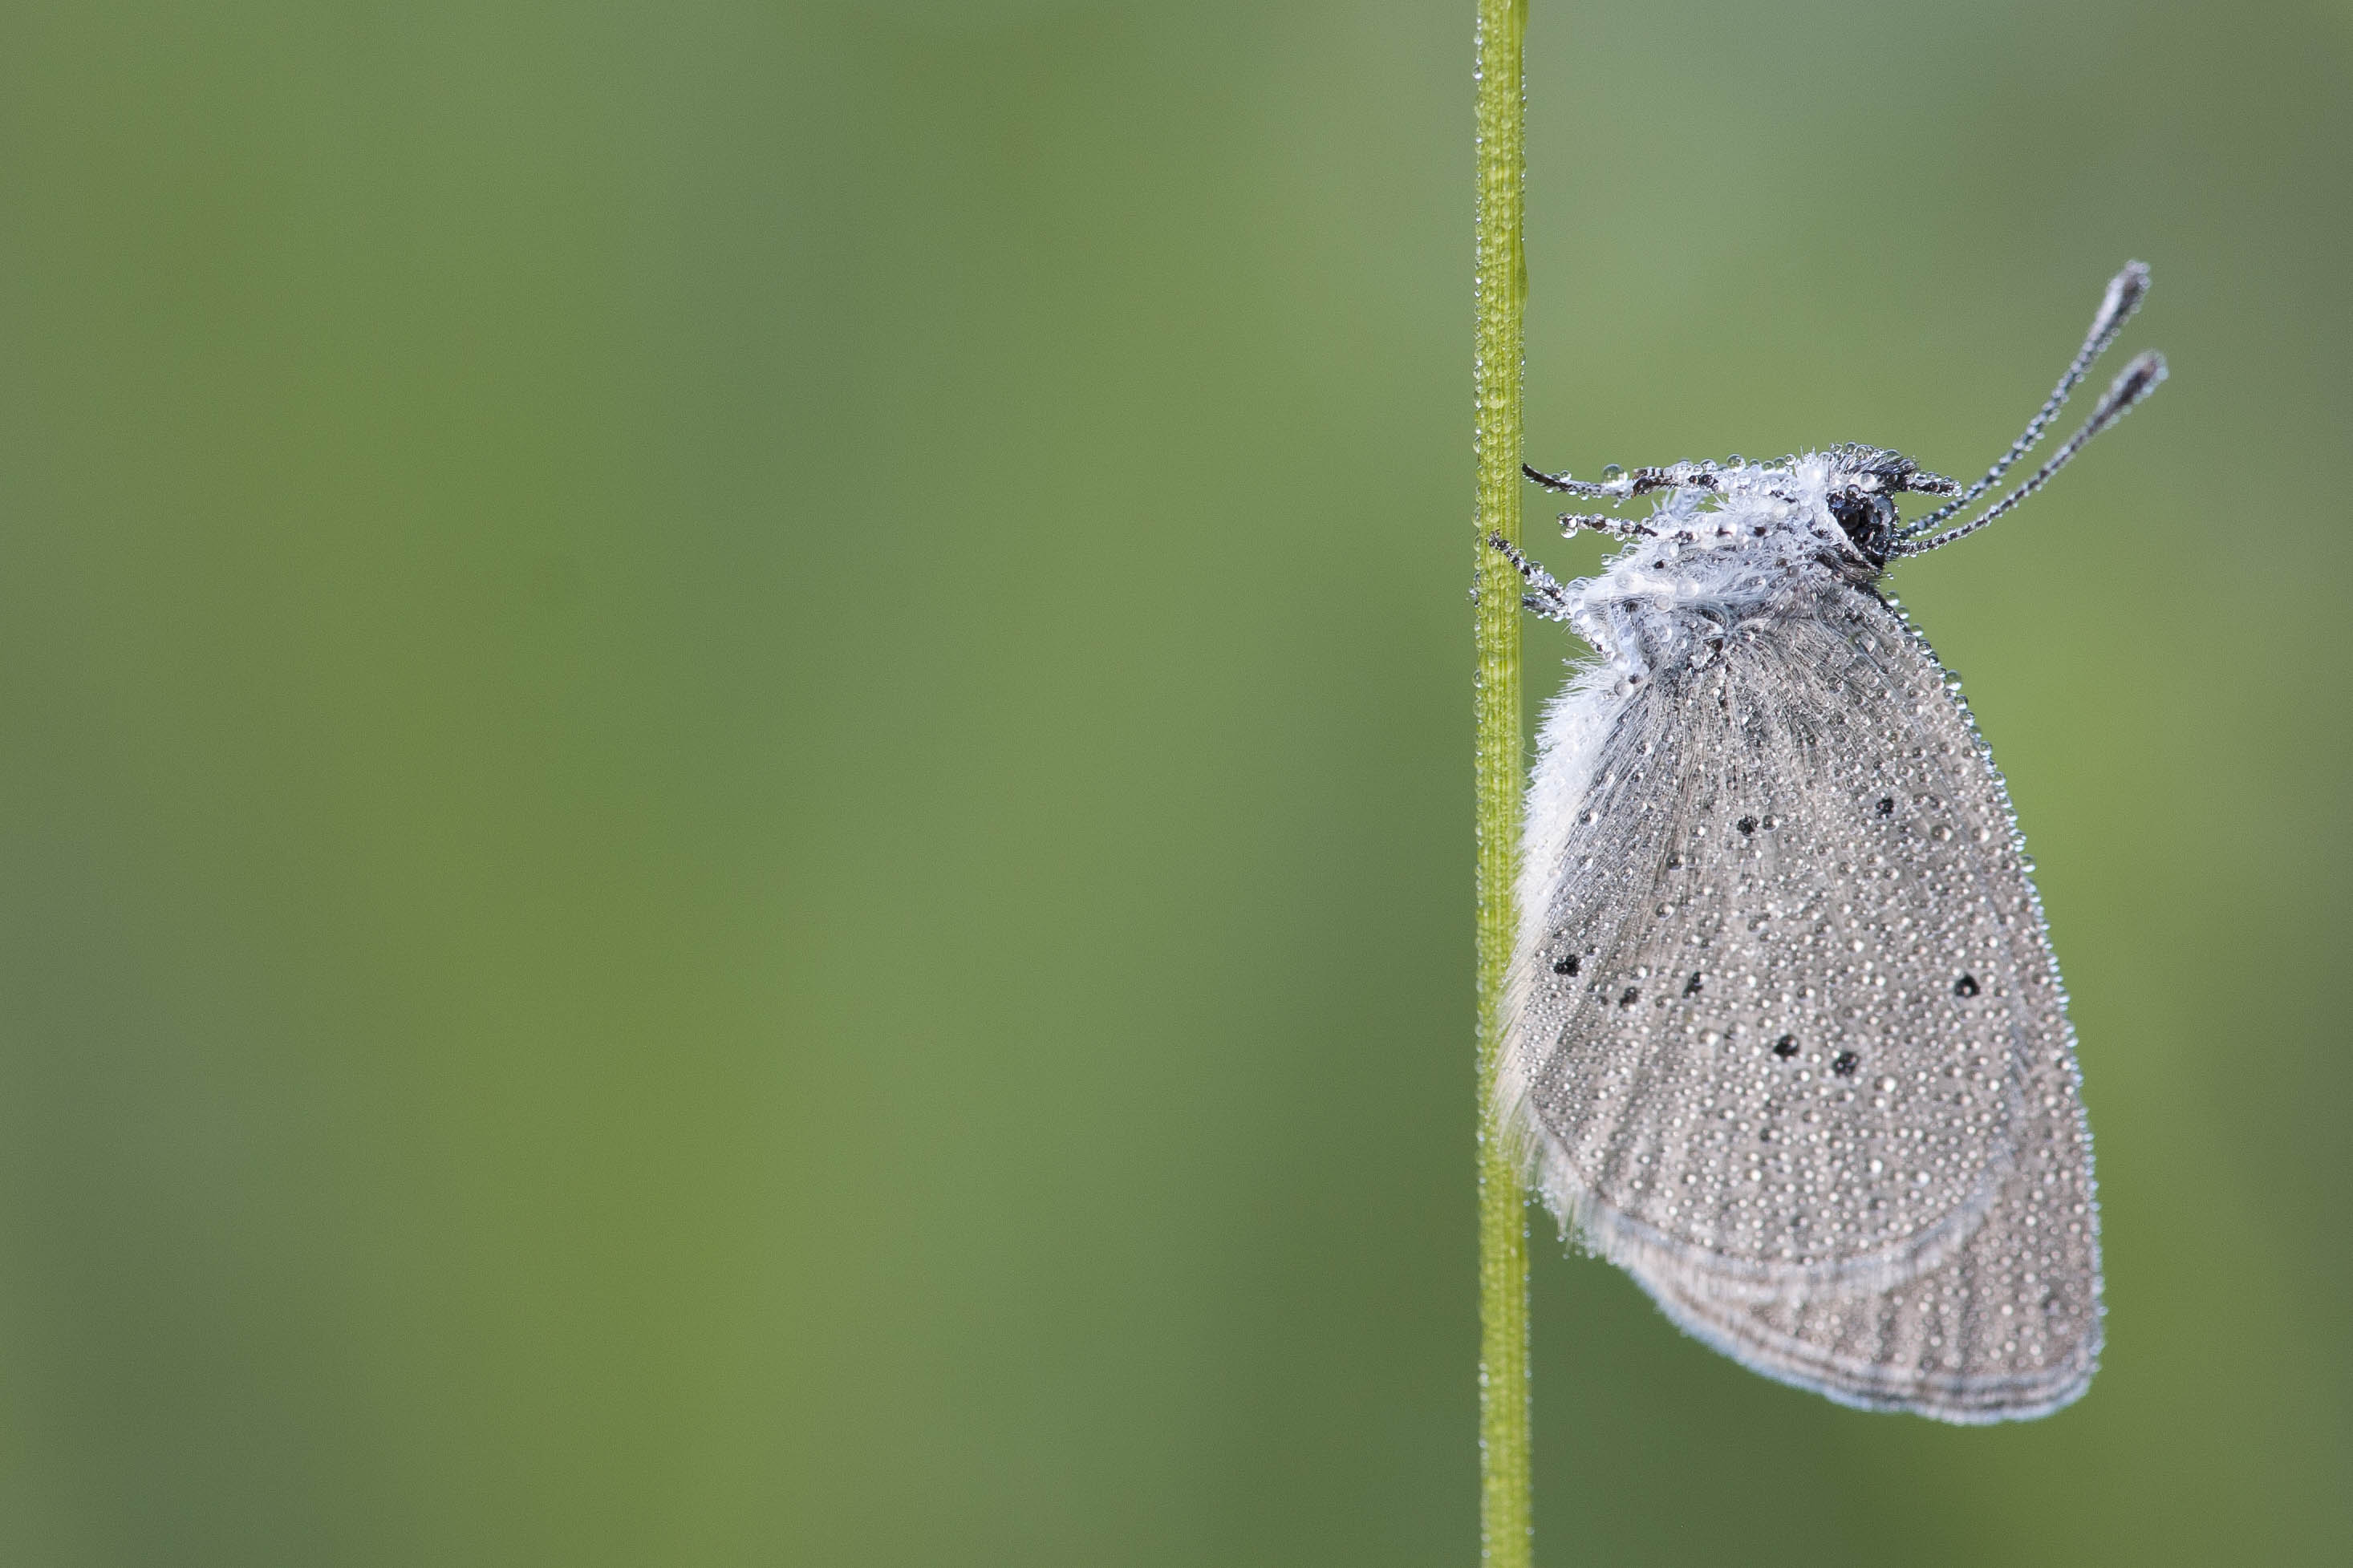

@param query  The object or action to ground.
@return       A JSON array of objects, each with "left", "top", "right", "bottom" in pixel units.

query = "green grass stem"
[{"left": 1472, "top": 2, "right": 1531, "bottom": 1565}]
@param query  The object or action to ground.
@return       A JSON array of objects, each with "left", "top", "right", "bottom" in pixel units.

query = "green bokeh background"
[{"left": 0, "top": 2, "right": 2346, "bottom": 1562}]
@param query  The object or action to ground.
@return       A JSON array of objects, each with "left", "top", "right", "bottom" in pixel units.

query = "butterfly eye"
[{"left": 1827, "top": 490, "right": 1897, "bottom": 566}]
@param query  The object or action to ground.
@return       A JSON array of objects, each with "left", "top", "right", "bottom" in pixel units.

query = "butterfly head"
[{"left": 1815, "top": 445, "right": 1960, "bottom": 568}]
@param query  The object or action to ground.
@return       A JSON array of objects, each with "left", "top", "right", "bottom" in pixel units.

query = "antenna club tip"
[
  {"left": 2095, "top": 261, "right": 2152, "bottom": 335},
  {"left": 2112, "top": 349, "right": 2168, "bottom": 397}
]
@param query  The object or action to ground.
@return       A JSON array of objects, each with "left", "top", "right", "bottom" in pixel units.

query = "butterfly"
[{"left": 1493, "top": 265, "right": 2163, "bottom": 1421}]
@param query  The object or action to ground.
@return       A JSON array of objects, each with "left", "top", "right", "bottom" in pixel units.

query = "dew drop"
[
  {"left": 1773, "top": 1035, "right": 1799, "bottom": 1059},
  {"left": 1954, "top": 974, "right": 1980, "bottom": 997},
  {"left": 1832, "top": 1051, "right": 1860, "bottom": 1076},
  {"left": 1737, "top": 816, "right": 1758, "bottom": 836},
  {"left": 1552, "top": 954, "right": 1581, "bottom": 976}
]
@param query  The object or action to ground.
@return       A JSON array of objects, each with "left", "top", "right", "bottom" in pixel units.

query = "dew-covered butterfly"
[{"left": 1494, "top": 264, "right": 2164, "bottom": 1422}]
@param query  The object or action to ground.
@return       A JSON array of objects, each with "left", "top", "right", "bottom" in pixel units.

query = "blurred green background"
[{"left": 0, "top": 1, "right": 2344, "bottom": 1562}]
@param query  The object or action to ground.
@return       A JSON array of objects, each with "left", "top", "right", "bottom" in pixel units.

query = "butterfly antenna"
[
  {"left": 1900, "top": 261, "right": 2151, "bottom": 538},
  {"left": 1894, "top": 351, "right": 2166, "bottom": 556}
]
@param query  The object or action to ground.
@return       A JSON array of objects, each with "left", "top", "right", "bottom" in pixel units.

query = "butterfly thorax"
[{"left": 1559, "top": 450, "right": 1941, "bottom": 672}]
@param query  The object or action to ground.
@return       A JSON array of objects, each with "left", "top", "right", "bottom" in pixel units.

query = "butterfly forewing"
[{"left": 1508, "top": 585, "right": 2072, "bottom": 1307}]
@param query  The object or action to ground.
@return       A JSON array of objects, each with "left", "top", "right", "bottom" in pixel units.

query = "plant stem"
[{"left": 1473, "top": 2, "right": 1531, "bottom": 1566}]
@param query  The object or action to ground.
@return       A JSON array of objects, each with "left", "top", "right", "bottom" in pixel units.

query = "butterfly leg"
[
  {"left": 1525, "top": 460, "right": 1718, "bottom": 503},
  {"left": 1523, "top": 462, "right": 1623, "bottom": 497},
  {"left": 1556, "top": 510, "right": 1653, "bottom": 542},
  {"left": 1487, "top": 533, "right": 1574, "bottom": 621}
]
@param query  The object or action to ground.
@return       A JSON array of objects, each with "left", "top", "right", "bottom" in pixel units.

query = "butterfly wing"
[
  {"left": 1632, "top": 986, "right": 2100, "bottom": 1421},
  {"left": 1503, "top": 584, "right": 2095, "bottom": 1358}
]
